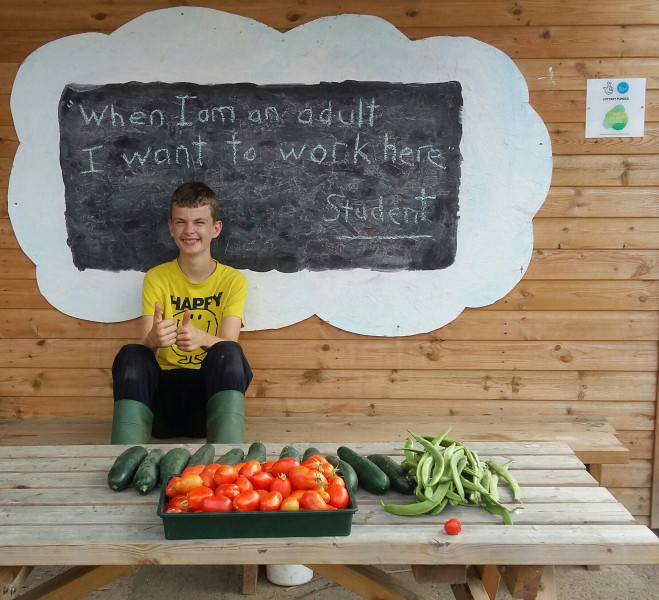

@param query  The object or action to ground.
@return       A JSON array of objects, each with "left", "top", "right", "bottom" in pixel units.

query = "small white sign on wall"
[{"left": 586, "top": 78, "right": 646, "bottom": 138}]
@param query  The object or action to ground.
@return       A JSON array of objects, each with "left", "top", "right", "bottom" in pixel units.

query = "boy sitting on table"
[{"left": 110, "top": 181, "right": 252, "bottom": 444}]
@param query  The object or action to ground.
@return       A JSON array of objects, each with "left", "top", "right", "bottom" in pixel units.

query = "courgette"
[
  {"left": 367, "top": 453, "right": 414, "bottom": 495},
  {"left": 159, "top": 447, "right": 191, "bottom": 485},
  {"left": 244, "top": 441, "right": 267, "bottom": 463},
  {"left": 302, "top": 446, "right": 322, "bottom": 462},
  {"left": 187, "top": 443, "right": 215, "bottom": 467},
  {"left": 326, "top": 454, "right": 359, "bottom": 495},
  {"left": 107, "top": 446, "right": 148, "bottom": 491},
  {"left": 337, "top": 446, "right": 390, "bottom": 495},
  {"left": 217, "top": 447, "right": 245, "bottom": 465},
  {"left": 132, "top": 448, "right": 165, "bottom": 494},
  {"left": 279, "top": 445, "right": 301, "bottom": 462}
]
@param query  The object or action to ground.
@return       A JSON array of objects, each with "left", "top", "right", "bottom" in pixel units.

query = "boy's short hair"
[{"left": 170, "top": 181, "right": 220, "bottom": 221}]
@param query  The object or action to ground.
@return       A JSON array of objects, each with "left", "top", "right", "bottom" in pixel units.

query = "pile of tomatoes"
[{"left": 164, "top": 454, "right": 351, "bottom": 513}]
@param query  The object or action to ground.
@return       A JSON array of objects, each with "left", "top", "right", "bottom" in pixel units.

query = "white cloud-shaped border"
[{"left": 9, "top": 7, "right": 551, "bottom": 336}]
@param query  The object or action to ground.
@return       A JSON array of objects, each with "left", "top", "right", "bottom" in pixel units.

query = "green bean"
[
  {"left": 408, "top": 430, "right": 445, "bottom": 469},
  {"left": 486, "top": 459, "right": 523, "bottom": 503},
  {"left": 482, "top": 494, "right": 514, "bottom": 525},
  {"left": 449, "top": 449, "right": 466, "bottom": 499},
  {"left": 381, "top": 498, "right": 441, "bottom": 516},
  {"left": 426, "top": 449, "right": 445, "bottom": 487},
  {"left": 488, "top": 472, "right": 500, "bottom": 502},
  {"left": 428, "top": 496, "right": 449, "bottom": 515}
]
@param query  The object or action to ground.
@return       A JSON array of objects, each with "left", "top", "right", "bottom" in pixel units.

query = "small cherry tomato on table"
[{"left": 444, "top": 518, "right": 462, "bottom": 535}]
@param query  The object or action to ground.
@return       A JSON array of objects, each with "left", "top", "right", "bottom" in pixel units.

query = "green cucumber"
[
  {"left": 159, "top": 447, "right": 191, "bottom": 485},
  {"left": 337, "top": 446, "right": 390, "bottom": 495},
  {"left": 132, "top": 448, "right": 165, "bottom": 495},
  {"left": 367, "top": 453, "right": 414, "bottom": 495},
  {"left": 326, "top": 454, "right": 358, "bottom": 495},
  {"left": 279, "top": 445, "right": 301, "bottom": 462},
  {"left": 187, "top": 443, "right": 215, "bottom": 467},
  {"left": 244, "top": 441, "right": 267, "bottom": 463},
  {"left": 302, "top": 447, "right": 322, "bottom": 461},
  {"left": 217, "top": 447, "right": 245, "bottom": 465},
  {"left": 107, "top": 446, "right": 148, "bottom": 491}
]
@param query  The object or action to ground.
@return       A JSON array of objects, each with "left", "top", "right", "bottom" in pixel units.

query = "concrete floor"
[{"left": 22, "top": 562, "right": 659, "bottom": 599}]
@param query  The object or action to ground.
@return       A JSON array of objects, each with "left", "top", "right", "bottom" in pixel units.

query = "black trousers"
[{"left": 112, "top": 342, "right": 253, "bottom": 438}]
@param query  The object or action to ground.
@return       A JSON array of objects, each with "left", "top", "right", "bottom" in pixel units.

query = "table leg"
[
  {"left": 306, "top": 564, "right": 435, "bottom": 600},
  {"left": 241, "top": 564, "right": 259, "bottom": 595},
  {"left": 499, "top": 565, "right": 545, "bottom": 599},
  {"left": 12, "top": 565, "right": 137, "bottom": 600},
  {"left": 451, "top": 567, "right": 498, "bottom": 600},
  {"left": 1, "top": 567, "right": 32, "bottom": 600},
  {"left": 475, "top": 565, "right": 500, "bottom": 599}
]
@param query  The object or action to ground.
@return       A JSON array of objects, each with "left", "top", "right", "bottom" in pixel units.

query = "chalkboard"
[{"left": 59, "top": 80, "right": 463, "bottom": 273}]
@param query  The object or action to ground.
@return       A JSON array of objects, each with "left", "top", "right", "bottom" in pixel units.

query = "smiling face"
[{"left": 168, "top": 204, "right": 222, "bottom": 258}]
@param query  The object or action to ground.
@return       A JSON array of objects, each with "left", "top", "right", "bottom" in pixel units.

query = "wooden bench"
[
  {"left": 0, "top": 441, "right": 654, "bottom": 600},
  {"left": 0, "top": 413, "right": 630, "bottom": 470}
]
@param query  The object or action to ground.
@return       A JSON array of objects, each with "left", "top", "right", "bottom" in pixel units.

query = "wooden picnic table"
[{"left": 1, "top": 441, "right": 657, "bottom": 600}]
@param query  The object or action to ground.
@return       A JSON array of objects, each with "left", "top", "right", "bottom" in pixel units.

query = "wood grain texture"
[{"left": 0, "top": 0, "right": 657, "bottom": 525}]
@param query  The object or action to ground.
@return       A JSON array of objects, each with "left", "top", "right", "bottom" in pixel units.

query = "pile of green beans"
[{"left": 381, "top": 427, "right": 522, "bottom": 524}]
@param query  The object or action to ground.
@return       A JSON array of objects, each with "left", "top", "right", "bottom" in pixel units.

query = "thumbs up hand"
[
  {"left": 149, "top": 301, "right": 177, "bottom": 348},
  {"left": 176, "top": 309, "right": 206, "bottom": 352}
]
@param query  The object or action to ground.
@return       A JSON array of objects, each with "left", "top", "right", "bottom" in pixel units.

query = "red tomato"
[
  {"left": 239, "top": 459, "right": 262, "bottom": 479},
  {"left": 270, "top": 474, "right": 292, "bottom": 498},
  {"left": 300, "top": 490, "right": 329, "bottom": 510},
  {"left": 165, "top": 476, "right": 181, "bottom": 498},
  {"left": 215, "top": 483, "right": 240, "bottom": 500},
  {"left": 174, "top": 473, "right": 204, "bottom": 494},
  {"left": 326, "top": 483, "right": 350, "bottom": 509},
  {"left": 327, "top": 475, "right": 346, "bottom": 488},
  {"left": 288, "top": 466, "right": 327, "bottom": 490},
  {"left": 288, "top": 489, "right": 307, "bottom": 501},
  {"left": 201, "top": 495, "right": 233, "bottom": 513},
  {"left": 165, "top": 507, "right": 186, "bottom": 513},
  {"left": 270, "top": 457, "right": 300, "bottom": 477},
  {"left": 302, "top": 456, "right": 335, "bottom": 477},
  {"left": 187, "top": 486, "right": 214, "bottom": 511},
  {"left": 213, "top": 465, "right": 238, "bottom": 486},
  {"left": 200, "top": 463, "right": 220, "bottom": 489},
  {"left": 279, "top": 496, "right": 300, "bottom": 511},
  {"left": 233, "top": 490, "right": 261, "bottom": 512},
  {"left": 262, "top": 460, "right": 275, "bottom": 472},
  {"left": 313, "top": 486, "right": 331, "bottom": 503},
  {"left": 250, "top": 471, "right": 275, "bottom": 490},
  {"left": 167, "top": 494, "right": 189, "bottom": 510},
  {"left": 236, "top": 475, "right": 253, "bottom": 493},
  {"left": 444, "top": 518, "right": 462, "bottom": 535},
  {"left": 260, "top": 490, "right": 283, "bottom": 511},
  {"left": 181, "top": 464, "right": 205, "bottom": 477}
]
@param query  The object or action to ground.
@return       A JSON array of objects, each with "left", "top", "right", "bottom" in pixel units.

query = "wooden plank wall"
[{"left": 0, "top": 1, "right": 657, "bottom": 525}]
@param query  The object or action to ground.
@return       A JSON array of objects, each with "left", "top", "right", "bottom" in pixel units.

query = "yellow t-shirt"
[{"left": 142, "top": 259, "right": 247, "bottom": 370}]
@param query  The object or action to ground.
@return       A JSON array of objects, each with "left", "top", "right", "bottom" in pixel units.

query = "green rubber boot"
[
  {"left": 110, "top": 399, "right": 154, "bottom": 444},
  {"left": 206, "top": 390, "right": 245, "bottom": 443}
]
